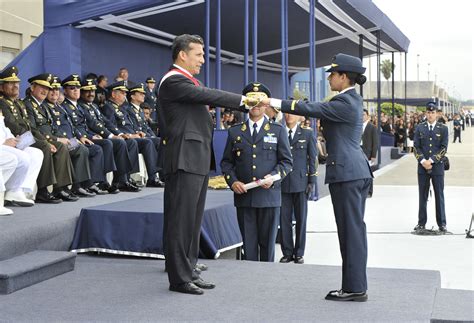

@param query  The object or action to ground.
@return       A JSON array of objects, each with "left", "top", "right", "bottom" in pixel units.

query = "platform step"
[
  {"left": 0, "top": 251, "right": 76, "bottom": 294},
  {"left": 431, "top": 288, "right": 474, "bottom": 323}
]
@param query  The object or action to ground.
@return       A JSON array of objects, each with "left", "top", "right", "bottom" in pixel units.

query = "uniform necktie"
[
  {"left": 288, "top": 129, "right": 293, "bottom": 143},
  {"left": 252, "top": 123, "right": 258, "bottom": 142},
  {"left": 429, "top": 125, "right": 433, "bottom": 132}
]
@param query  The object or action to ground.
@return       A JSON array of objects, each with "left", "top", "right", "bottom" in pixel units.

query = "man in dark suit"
[
  {"left": 413, "top": 102, "right": 449, "bottom": 233},
  {"left": 361, "top": 109, "right": 379, "bottom": 197},
  {"left": 262, "top": 53, "right": 373, "bottom": 302},
  {"left": 158, "top": 34, "right": 253, "bottom": 295},
  {"left": 279, "top": 112, "right": 317, "bottom": 264},
  {"left": 221, "top": 83, "right": 293, "bottom": 263},
  {"left": 0, "top": 68, "right": 72, "bottom": 204}
]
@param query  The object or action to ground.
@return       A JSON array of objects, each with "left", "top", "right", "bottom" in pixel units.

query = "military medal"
[{"left": 264, "top": 123, "right": 270, "bottom": 131}]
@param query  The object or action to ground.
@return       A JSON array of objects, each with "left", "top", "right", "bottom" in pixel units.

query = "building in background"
[
  {"left": 0, "top": 0, "right": 43, "bottom": 69},
  {"left": 290, "top": 67, "right": 328, "bottom": 101}
]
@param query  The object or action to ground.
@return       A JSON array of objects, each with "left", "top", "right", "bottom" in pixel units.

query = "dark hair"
[
  {"left": 363, "top": 109, "right": 369, "bottom": 115},
  {"left": 119, "top": 67, "right": 128, "bottom": 71},
  {"left": 172, "top": 34, "right": 204, "bottom": 61},
  {"left": 97, "top": 75, "right": 107, "bottom": 83},
  {"left": 339, "top": 72, "right": 367, "bottom": 86},
  {"left": 141, "top": 102, "right": 152, "bottom": 110}
]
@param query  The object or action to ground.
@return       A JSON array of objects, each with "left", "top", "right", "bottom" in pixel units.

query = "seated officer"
[
  {"left": 78, "top": 79, "right": 141, "bottom": 193},
  {"left": 221, "top": 83, "right": 293, "bottom": 262},
  {"left": 0, "top": 68, "right": 71, "bottom": 203},
  {"left": 126, "top": 83, "right": 164, "bottom": 187},
  {"left": 144, "top": 77, "right": 158, "bottom": 120},
  {"left": 25, "top": 74, "right": 94, "bottom": 201},
  {"left": 102, "top": 81, "right": 158, "bottom": 187},
  {"left": 58, "top": 75, "right": 110, "bottom": 195},
  {"left": 279, "top": 112, "right": 317, "bottom": 264},
  {"left": 413, "top": 101, "right": 449, "bottom": 233}
]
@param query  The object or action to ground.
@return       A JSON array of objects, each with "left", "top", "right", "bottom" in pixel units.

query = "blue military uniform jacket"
[
  {"left": 79, "top": 100, "right": 119, "bottom": 137},
  {"left": 281, "top": 125, "right": 317, "bottom": 193},
  {"left": 221, "top": 118, "right": 293, "bottom": 208},
  {"left": 102, "top": 100, "right": 136, "bottom": 135},
  {"left": 280, "top": 89, "right": 372, "bottom": 184},
  {"left": 126, "top": 103, "right": 157, "bottom": 138},
  {"left": 46, "top": 100, "right": 83, "bottom": 139},
  {"left": 413, "top": 121, "right": 448, "bottom": 175}
]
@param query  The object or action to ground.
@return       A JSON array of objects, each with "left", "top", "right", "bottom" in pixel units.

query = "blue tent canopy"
[{"left": 6, "top": 0, "right": 409, "bottom": 97}]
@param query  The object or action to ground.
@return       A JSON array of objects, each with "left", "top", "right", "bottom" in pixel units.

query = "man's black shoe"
[
  {"left": 169, "top": 282, "right": 203, "bottom": 295},
  {"left": 73, "top": 187, "right": 96, "bottom": 197},
  {"left": 325, "top": 289, "right": 368, "bottom": 302},
  {"left": 279, "top": 255, "right": 293, "bottom": 263},
  {"left": 414, "top": 224, "right": 425, "bottom": 231},
  {"left": 195, "top": 263, "right": 208, "bottom": 271},
  {"left": 88, "top": 184, "right": 108, "bottom": 195},
  {"left": 129, "top": 179, "right": 144, "bottom": 188},
  {"left": 146, "top": 179, "right": 165, "bottom": 188},
  {"left": 55, "top": 190, "right": 79, "bottom": 202},
  {"left": 192, "top": 278, "right": 215, "bottom": 289},
  {"left": 294, "top": 256, "right": 304, "bottom": 264},
  {"left": 35, "top": 191, "right": 62, "bottom": 204},
  {"left": 117, "top": 182, "right": 141, "bottom": 192},
  {"left": 439, "top": 226, "right": 448, "bottom": 233},
  {"left": 103, "top": 183, "right": 120, "bottom": 194}
]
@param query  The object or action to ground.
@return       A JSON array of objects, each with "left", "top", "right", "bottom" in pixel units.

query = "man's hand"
[
  {"left": 112, "top": 135, "right": 124, "bottom": 140},
  {"left": 231, "top": 181, "right": 247, "bottom": 194},
  {"left": 49, "top": 143, "right": 57, "bottom": 153},
  {"left": 120, "top": 134, "right": 131, "bottom": 139},
  {"left": 57, "top": 137, "right": 70, "bottom": 145},
  {"left": 92, "top": 134, "right": 102, "bottom": 140},
  {"left": 80, "top": 137, "right": 94, "bottom": 145},
  {"left": 261, "top": 174, "right": 273, "bottom": 189},
  {"left": 138, "top": 131, "right": 146, "bottom": 138},
  {"left": 305, "top": 183, "right": 314, "bottom": 196},
  {"left": 422, "top": 160, "right": 432, "bottom": 169},
  {"left": 3, "top": 138, "right": 18, "bottom": 147},
  {"left": 129, "top": 133, "right": 141, "bottom": 139}
]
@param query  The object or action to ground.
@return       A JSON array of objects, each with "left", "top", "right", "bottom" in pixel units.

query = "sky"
[{"left": 368, "top": 0, "right": 473, "bottom": 101}]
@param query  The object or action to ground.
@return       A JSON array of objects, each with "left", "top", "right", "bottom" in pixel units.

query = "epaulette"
[
  {"left": 301, "top": 125, "right": 313, "bottom": 130},
  {"left": 230, "top": 122, "right": 244, "bottom": 128},
  {"left": 268, "top": 120, "right": 282, "bottom": 127}
]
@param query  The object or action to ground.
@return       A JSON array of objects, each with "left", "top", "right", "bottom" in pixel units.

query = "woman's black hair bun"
[{"left": 356, "top": 74, "right": 367, "bottom": 85}]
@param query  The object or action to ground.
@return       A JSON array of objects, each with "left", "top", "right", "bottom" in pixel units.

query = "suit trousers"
[
  {"left": 92, "top": 139, "right": 117, "bottom": 175},
  {"left": 0, "top": 150, "right": 18, "bottom": 192},
  {"left": 417, "top": 172, "right": 446, "bottom": 227},
  {"left": 133, "top": 138, "right": 157, "bottom": 179},
  {"left": 280, "top": 192, "right": 308, "bottom": 257},
  {"left": 84, "top": 144, "right": 105, "bottom": 183},
  {"left": 329, "top": 178, "right": 371, "bottom": 292},
  {"left": 237, "top": 207, "right": 279, "bottom": 262},
  {"left": 164, "top": 170, "right": 208, "bottom": 285},
  {"left": 68, "top": 145, "right": 91, "bottom": 184}
]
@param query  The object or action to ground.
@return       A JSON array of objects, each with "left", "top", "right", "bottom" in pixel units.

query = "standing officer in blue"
[
  {"left": 221, "top": 83, "right": 293, "bottom": 262},
  {"left": 413, "top": 102, "right": 449, "bottom": 233},
  {"left": 261, "top": 54, "right": 372, "bottom": 302},
  {"left": 144, "top": 77, "right": 158, "bottom": 121},
  {"left": 279, "top": 112, "right": 317, "bottom": 265}
]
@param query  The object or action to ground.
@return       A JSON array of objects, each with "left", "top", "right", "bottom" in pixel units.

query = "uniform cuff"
[{"left": 270, "top": 98, "right": 282, "bottom": 109}]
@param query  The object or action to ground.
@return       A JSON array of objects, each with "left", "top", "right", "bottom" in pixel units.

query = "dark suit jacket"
[
  {"left": 281, "top": 125, "right": 317, "bottom": 193},
  {"left": 361, "top": 121, "right": 378, "bottom": 160},
  {"left": 281, "top": 89, "right": 373, "bottom": 184},
  {"left": 158, "top": 71, "right": 245, "bottom": 176},
  {"left": 413, "top": 122, "right": 448, "bottom": 175}
]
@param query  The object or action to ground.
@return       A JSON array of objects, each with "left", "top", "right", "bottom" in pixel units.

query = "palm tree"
[{"left": 381, "top": 59, "right": 395, "bottom": 97}]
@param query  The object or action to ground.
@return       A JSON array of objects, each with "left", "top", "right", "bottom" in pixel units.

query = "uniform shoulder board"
[
  {"left": 301, "top": 125, "right": 313, "bottom": 130},
  {"left": 269, "top": 120, "right": 282, "bottom": 127},
  {"left": 230, "top": 122, "right": 244, "bottom": 128}
]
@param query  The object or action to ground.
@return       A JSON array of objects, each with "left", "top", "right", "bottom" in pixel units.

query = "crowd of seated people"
[{"left": 0, "top": 66, "right": 164, "bottom": 216}]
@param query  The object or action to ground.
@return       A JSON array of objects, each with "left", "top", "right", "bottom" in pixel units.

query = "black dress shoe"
[
  {"left": 35, "top": 192, "right": 62, "bottom": 204},
  {"left": 325, "top": 289, "right": 368, "bottom": 302},
  {"left": 438, "top": 226, "right": 448, "bottom": 233},
  {"left": 195, "top": 263, "right": 208, "bottom": 271},
  {"left": 413, "top": 224, "right": 425, "bottom": 231},
  {"left": 146, "top": 179, "right": 165, "bottom": 188},
  {"left": 279, "top": 255, "right": 293, "bottom": 263},
  {"left": 73, "top": 187, "right": 96, "bottom": 197},
  {"left": 192, "top": 278, "right": 215, "bottom": 289},
  {"left": 88, "top": 184, "right": 108, "bottom": 195},
  {"left": 117, "top": 182, "right": 141, "bottom": 192},
  {"left": 55, "top": 190, "right": 79, "bottom": 202},
  {"left": 129, "top": 179, "right": 144, "bottom": 188},
  {"left": 169, "top": 282, "right": 203, "bottom": 295},
  {"left": 294, "top": 256, "right": 304, "bottom": 264},
  {"left": 103, "top": 183, "right": 120, "bottom": 194}
]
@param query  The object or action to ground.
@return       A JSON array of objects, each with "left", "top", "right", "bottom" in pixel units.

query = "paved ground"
[{"left": 274, "top": 125, "right": 474, "bottom": 290}]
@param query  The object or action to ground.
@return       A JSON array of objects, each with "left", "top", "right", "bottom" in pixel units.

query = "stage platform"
[
  {"left": 70, "top": 191, "right": 242, "bottom": 259},
  {"left": 1, "top": 254, "right": 472, "bottom": 322}
]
